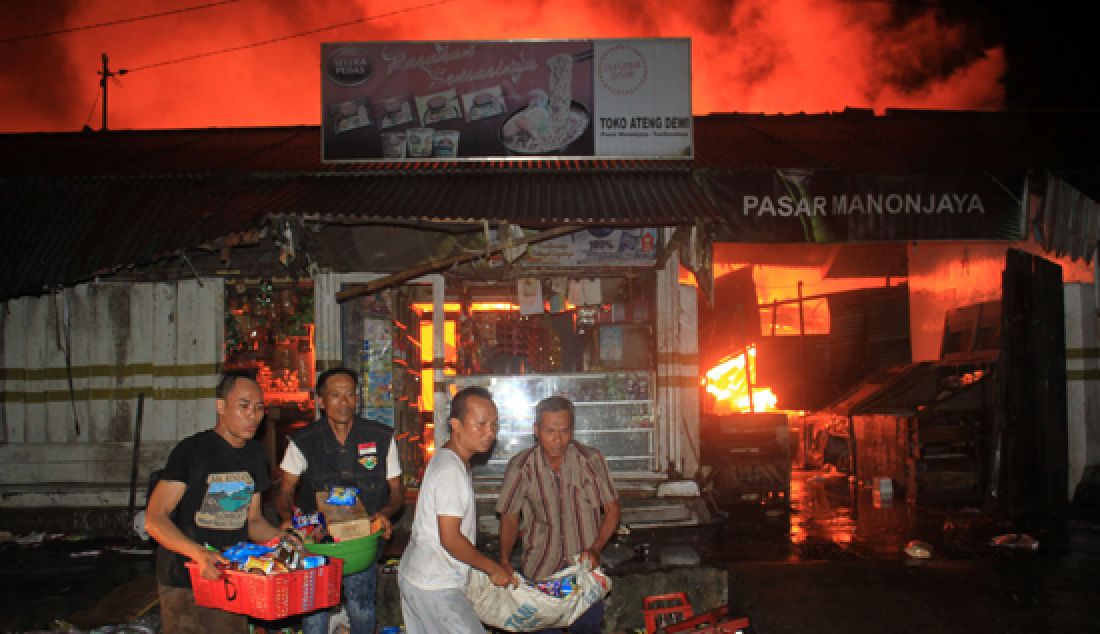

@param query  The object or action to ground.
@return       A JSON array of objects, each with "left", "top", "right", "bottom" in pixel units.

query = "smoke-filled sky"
[{"left": 0, "top": 0, "right": 1093, "bottom": 133}]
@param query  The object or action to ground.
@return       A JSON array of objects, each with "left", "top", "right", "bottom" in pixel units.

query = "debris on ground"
[
  {"left": 12, "top": 531, "right": 65, "bottom": 545},
  {"left": 904, "top": 540, "right": 934, "bottom": 559},
  {"left": 991, "top": 533, "right": 1039, "bottom": 550},
  {"left": 65, "top": 574, "right": 159, "bottom": 632}
]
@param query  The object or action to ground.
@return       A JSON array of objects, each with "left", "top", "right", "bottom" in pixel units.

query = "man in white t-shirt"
[
  {"left": 276, "top": 367, "right": 404, "bottom": 634},
  {"left": 398, "top": 386, "right": 516, "bottom": 633}
]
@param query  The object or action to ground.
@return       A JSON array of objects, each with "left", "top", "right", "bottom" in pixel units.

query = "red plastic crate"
[
  {"left": 644, "top": 592, "right": 693, "bottom": 633},
  {"left": 663, "top": 605, "right": 752, "bottom": 633},
  {"left": 186, "top": 558, "right": 342, "bottom": 620}
]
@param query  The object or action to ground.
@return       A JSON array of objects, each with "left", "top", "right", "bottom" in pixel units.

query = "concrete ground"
[{"left": 3, "top": 469, "right": 1099, "bottom": 633}]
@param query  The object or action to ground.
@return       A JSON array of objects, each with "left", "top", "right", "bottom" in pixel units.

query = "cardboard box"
[
  {"left": 315, "top": 491, "right": 367, "bottom": 522},
  {"left": 327, "top": 518, "right": 379, "bottom": 541},
  {"left": 314, "top": 492, "right": 380, "bottom": 540}
]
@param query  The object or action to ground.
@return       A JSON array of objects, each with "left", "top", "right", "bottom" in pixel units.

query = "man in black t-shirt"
[{"left": 145, "top": 372, "right": 284, "bottom": 634}]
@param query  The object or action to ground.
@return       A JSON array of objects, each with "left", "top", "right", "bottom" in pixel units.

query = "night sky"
[{"left": 0, "top": 0, "right": 1095, "bottom": 133}]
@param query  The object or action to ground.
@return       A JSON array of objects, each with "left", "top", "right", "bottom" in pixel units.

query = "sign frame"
[{"left": 320, "top": 38, "right": 693, "bottom": 163}]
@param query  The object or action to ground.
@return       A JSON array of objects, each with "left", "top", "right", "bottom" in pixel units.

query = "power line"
[
  {"left": 0, "top": 0, "right": 243, "bottom": 45},
  {"left": 128, "top": 0, "right": 457, "bottom": 73},
  {"left": 83, "top": 83, "right": 103, "bottom": 129}
]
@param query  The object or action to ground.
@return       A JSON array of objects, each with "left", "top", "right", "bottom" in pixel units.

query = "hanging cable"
[
  {"left": 83, "top": 83, "right": 103, "bottom": 129},
  {"left": 127, "top": 0, "right": 456, "bottom": 73},
  {"left": 0, "top": 0, "right": 243, "bottom": 44}
]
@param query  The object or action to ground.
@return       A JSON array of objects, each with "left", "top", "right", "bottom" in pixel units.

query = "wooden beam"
[{"left": 335, "top": 225, "right": 580, "bottom": 302}]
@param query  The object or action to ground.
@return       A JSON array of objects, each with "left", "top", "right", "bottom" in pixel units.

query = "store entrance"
[
  {"left": 415, "top": 276, "right": 659, "bottom": 476},
  {"left": 223, "top": 277, "right": 316, "bottom": 481}
]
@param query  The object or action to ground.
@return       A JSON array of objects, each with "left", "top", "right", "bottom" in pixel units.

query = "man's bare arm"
[
  {"left": 145, "top": 480, "right": 227, "bottom": 580},
  {"left": 438, "top": 515, "right": 516, "bottom": 587},
  {"left": 274, "top": 470, "right": 300, "bottom": 529}
]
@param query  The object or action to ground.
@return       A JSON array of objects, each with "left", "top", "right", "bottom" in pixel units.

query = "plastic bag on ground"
[{"left": 466, "top": 560, "right": 612, "bottom": 632}]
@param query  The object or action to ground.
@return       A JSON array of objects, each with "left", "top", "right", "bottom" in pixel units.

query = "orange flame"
[{"left": 704, "top": 344, "right": 778, "bottom": 413}]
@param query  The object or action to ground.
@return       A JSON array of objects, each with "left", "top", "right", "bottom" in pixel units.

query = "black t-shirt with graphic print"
[{"left": 154, "top": 429, "right": 271, "bottom": 587}]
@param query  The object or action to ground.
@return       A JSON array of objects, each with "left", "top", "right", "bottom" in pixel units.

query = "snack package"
[
  {"left": 326, "top": 486, "right": 360, "bottom": 506},
  {"left": 293, "top": 508, "right": 327, "bottom": 532},
  {"left": 221, "top": 542, "right": 275, "bottom": 566}
]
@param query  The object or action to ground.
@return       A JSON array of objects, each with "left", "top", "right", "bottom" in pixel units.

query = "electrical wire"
[
  {"left": 0, "top": 0, "right": 242, "bottom": 45},
  {"left": 127, "top": 0, "right": 456, "bottom": 73},
  {"left": 83, "top": 83, "right": 103, "bottom": 128}
]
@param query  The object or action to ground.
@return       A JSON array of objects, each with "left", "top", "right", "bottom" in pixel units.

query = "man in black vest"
[{"left": 277, "top": 367, "right": 404, "bottom": 634}]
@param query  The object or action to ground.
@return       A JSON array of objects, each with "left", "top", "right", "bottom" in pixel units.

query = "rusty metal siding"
[
  {"left": 0, "top": 278, "right": 222, "bottom": 497},
  {"left": 1037, "top": 172, "right": 1100, "bottom": 263}
]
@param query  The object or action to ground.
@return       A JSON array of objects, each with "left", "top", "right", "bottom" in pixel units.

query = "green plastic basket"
[{"left": 305, "top": 529, "right": 383, "bottom": 576}]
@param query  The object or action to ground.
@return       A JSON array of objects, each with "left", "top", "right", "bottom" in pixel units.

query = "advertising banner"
[
  {"left": 518, "top": 228, "right": 660, "bottom": 267},
  {"left": 702, "top": 169, "right": 1027, "bottom": 242},
  {"left": 321, "top": 39, "right": 691, "bottom": 162}
]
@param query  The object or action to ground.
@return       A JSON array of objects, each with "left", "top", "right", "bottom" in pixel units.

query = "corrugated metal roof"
[
  {"left": 0, "top": 169, "right": 714, "bottom": 297},
  {"left": 694, "top": 109, "right": 1100, "bottom": 172},
  {"left": 1037, "top": 171, "right": 1100, "bottom": 263},
  {"left": 6, "top": 108, "right": 1097, "bottom": 177},
  {"left": 2, "top": 109, "right": 1099, "bottom": 299}
]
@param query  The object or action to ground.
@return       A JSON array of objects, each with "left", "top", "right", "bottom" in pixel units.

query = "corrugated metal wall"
[
  {"left": 1063, "top": 282, "right": 1099, "bottom": 497},
  {"left": 0, "top": 278, "right": 223, "bottom": 507},
  {"left": 657, "top": 250, "right": 701, "bottom": 477}
]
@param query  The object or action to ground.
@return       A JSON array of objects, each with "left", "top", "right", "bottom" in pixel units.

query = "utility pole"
[{"left": 97, "top": 53, "right": 127, "bottom": 131}]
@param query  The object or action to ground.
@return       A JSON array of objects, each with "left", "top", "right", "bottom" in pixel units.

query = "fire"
[
  {"left": 2, "top": 0, "right": 1005, "bottom": 132},
  {"left": 704, "top": 344, "right": 778, "bottom": 413}
]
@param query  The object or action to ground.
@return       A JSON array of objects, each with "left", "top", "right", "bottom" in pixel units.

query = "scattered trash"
[
  {"left": 991, "top": 533, "right": 1039, "bottom": 550},
  {"left": 87, "top": 624, "right": 155, "bottom": 633},
  {"left": 131, "top": 509, "right": 150, "bottom": 541},
  {"left": 13, "top": 531, "right": 64, "bottom": 545},
  {"left": 107, "top": 546, "right": 154, "bottom": 556},
  {"left": 904, "top": 540, "right": 933, "bottom": 559}
]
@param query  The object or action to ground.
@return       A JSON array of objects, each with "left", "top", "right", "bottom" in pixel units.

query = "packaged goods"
[
  {"left": 326, "top": 487, "right": 360, "bottom": 506},
  {"left": 186, "top": 558, "right": 343, "bottom": 619}
]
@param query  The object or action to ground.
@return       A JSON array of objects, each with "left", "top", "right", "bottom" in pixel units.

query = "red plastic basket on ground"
[
  {"left": 663, "top": 605, "right": 752, "bottom": 633},
  {"left": 186, "top": 558, "right": 343, "bottom": 620},
  {"left": 644, "top": 592, "right": 693, "bottom": 633}
]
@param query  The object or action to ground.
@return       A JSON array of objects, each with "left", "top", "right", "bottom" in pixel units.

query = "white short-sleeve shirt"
[
  {"left": 398, "top": 448, "right": 477, "bottom": 590},
  {"left": 280, "top": 437, "right": 402, "bottom": 481}
]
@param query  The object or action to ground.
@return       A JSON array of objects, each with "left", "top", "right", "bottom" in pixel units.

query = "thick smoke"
[{"left": 0, "top": 0, "right": 1005, "bottom": 131}]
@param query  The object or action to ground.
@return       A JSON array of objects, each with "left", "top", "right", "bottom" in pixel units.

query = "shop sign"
[
  {"left": 321, "top": 39, "right": 692, "bottom": 162},
  {"left": 519, "top": 228, "right": 659, "bottom": 267},
  {"left": 702, "top": 169, "right": 1027, "bottom": 241}
]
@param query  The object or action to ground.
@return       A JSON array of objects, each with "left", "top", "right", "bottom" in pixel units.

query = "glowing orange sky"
[{"left": 0, "top": 0, "right": 1005, "bottom": 132}]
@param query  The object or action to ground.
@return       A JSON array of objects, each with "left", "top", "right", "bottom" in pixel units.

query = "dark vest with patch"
[{"left": 290, "top": 416, "right": 392, "bottom": 515}]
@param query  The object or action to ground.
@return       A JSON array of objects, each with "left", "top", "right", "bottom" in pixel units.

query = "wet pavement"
[{"left": 3, "top": 468, "right": 1100, "bottom": 632}]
